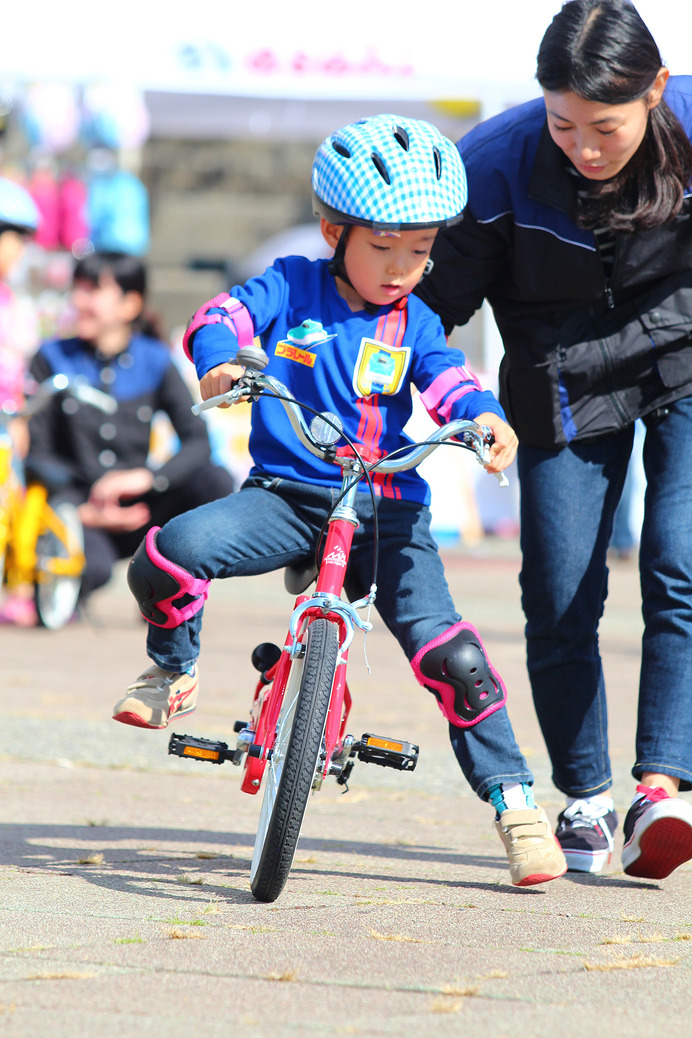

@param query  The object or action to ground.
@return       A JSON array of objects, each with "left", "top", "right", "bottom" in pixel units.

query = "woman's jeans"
[
  {"left": 518, "top": 395, "right": 692, "bottom": 796},
  {"left": 142, "top": 473, "right": 532, "bottom": 800}
]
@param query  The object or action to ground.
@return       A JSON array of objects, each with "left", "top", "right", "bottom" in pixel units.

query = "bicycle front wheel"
[
  {"left": 34, "top": 497, "right": 84, "bottom": 630},
  {"left": 250, "top": 617, "right": 339, "bottom": 903}
]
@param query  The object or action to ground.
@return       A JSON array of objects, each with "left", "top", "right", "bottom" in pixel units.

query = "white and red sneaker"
[
  {"left": 622, "top": 785, "right": 692, "bottom": 879},
  {"left": 113, "top": 663, "right": 199, "bottom": 729}
]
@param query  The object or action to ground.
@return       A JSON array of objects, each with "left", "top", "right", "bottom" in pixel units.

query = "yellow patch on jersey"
[
  {"left": 275, "top": 341, "right": 316, "bottom": 367},
  {"left": 353, "top": 339, "right": 411, "bottom": 398}
]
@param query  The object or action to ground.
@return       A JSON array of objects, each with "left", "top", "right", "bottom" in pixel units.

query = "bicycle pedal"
[
  {"left": 168, "top": 733, "right": 235, "bottom": 765},
  {"left": 356, "top": 733, "right": 419, "bottom": 772}
]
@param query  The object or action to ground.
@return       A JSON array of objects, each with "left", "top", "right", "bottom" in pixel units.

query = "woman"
[
  {"left": 417, "top": 0, "right": 692, "bottom": 878},
  {"left": 26, "top": 251, "right": 234, "bottom": 613}
]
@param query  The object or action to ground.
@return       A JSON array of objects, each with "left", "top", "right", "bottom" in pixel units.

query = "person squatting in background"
[{"left": 24, "top": 251, "right": 234, "bottom": 618}]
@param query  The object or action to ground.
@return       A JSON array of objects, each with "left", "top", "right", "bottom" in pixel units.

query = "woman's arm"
[{"left": 415, "top": 207, "right": 510, "bottom": 335}]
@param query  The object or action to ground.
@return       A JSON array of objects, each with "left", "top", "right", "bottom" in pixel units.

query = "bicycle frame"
[
  {"left": 11, "top": 484, "right": 85, "bottom": 586},
  {"left": 171, "top": 352, "right": 506, "bottom": 900},
  {"left": 185, "top": 364, "right": 502, "bottom": 801},
  {"left": 240, "top": 448, "right": 371, "bottom": 797}
]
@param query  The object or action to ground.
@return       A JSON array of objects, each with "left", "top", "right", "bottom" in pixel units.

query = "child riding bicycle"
[{"left": 113, "top": 115, "right": 567, "bottom": 887}]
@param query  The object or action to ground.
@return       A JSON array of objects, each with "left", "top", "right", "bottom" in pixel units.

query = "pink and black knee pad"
[
  {"left": 127, "top": 527, "right": 210, "bottom": 629},
  {"left": 411, "top": 621, "right": 507, "bottom": 728}
]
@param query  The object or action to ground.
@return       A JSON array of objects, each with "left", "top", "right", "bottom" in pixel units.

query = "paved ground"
[{"left": 1, "top": 540, "right": 691, "bottom": 1037}]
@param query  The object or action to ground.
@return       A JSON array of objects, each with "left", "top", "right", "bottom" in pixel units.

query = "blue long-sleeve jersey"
[{"left": 191, "top": 256, "right": 504, "bottom": 504}]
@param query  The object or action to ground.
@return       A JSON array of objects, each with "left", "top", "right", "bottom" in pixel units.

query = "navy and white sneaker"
[
  {"left": 555, "top": 798, "right": 618, "bottom": 873},
  {"left": 622, "top": 786, "right": 692, "bottom": 879}
]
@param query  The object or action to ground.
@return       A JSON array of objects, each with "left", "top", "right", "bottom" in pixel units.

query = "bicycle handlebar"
[
  {"left": 192, "top": 369, "right": 508, "bottom": 485},
  {"left": 1, "top": 375, "right": 118, "bottom": 420}
]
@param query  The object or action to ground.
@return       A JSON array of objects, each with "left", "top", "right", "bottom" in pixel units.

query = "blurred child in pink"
[{"left": 0, "top": 176, "right": 41, "bottom": 624}]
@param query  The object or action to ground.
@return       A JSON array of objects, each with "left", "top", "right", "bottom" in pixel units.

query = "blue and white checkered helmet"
[
  {"left": 312, "top": 114, "right": 467, "bottom": 231},
  {"left": 0, "top": 177, "right": 39, "bottom": 233}
]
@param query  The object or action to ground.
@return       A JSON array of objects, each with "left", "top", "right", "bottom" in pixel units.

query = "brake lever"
[
  {"left": 471, "top": 425, "right": 509, "bottom": 488},
  {"left": 191, "top": 379, "right": 255, "bottom": 415}
]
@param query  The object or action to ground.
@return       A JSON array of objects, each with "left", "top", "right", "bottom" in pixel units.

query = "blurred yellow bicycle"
[{"left": 0, "top": 375, "right": 116, "bottom": 629}]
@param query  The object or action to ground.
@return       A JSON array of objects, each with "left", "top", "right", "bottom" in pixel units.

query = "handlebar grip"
[
  {"left": 191, "top": 393, "right": 228, "bottom": 415},
  {"left": 191, "top": 381, "right": 250, "bottom": 414}
]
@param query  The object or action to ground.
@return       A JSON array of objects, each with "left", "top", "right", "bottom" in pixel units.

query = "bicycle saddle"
[{"left": 284, "top": 560, "right": 318, "bottom": 595}]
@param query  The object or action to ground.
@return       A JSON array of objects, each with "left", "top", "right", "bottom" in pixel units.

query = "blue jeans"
[
  {"left": 518, "top": 395, "right": 692, "bottom": 796},
  {"left": 142, "top": 472, "right": 532, "bottom": 799}
]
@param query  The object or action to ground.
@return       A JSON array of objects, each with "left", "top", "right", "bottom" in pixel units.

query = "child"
[
  {"left": 0, "top": 177, "right": 41, "bottom": 626},
  {"left": 113, "top": 115, "right": 567, "bottom": 887}
]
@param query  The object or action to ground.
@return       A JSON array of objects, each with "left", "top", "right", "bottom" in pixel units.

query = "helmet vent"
[
  {"left": 371, "top": 151, "right": 391, "bottom": 185},
  {"left": 393, "top": 125, "right": 410, "bottom": 151},
  {"left": 332, "top": 141, "right": 351, "bottom": 158},
  {"left": 433, "top": 146, "right": 442, "bottom": 180}
]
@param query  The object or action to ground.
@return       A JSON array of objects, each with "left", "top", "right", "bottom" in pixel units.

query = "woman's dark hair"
[
  {"left": 73, "top": 250, "right": 147, "bottom": 296},
  {"left": 537, "top": 0, "right": 692, "bottom": 231},
  {"left": 73, "top": 250, "right": 163, "bottom": 339}
]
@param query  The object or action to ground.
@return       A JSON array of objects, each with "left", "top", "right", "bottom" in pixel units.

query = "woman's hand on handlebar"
[
  {"left": 199, "top": 361, "right": 245, "bottom": 406},
  {"left": 473, "top": 412, "right": 518, "bottom": 473}
]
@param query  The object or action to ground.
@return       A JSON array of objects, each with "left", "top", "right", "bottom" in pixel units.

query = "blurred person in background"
[
  {"left": 0, "top": 176, "right": 41, "bottom": 626},
  {"left": 0, "top": 176, "right": 40, "bottom": 458},
  {"left": 22, "top": 250, "right": 234, "bottom": 619}
]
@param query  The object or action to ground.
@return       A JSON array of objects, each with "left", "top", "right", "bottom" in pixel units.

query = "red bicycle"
[{"left": 169, "top": 344, "right": 505, "bottom": 902}]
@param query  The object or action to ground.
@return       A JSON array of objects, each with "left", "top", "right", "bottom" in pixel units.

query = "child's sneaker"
[
  {"left": 494, "top": 807, "right": 568, "bottom": 886},
  {"left": 113, "top": 664, "right": 199, "bottom": 729},
  {"left": 622, "top": 785, "right": 692, "bottom": 879},
  {"left": 555, "top": 798, "right": 618, "bottom": 873}
]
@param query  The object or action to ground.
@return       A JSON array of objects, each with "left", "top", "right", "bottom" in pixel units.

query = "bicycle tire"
[
  {"left": 34, "top": 497, "right": 84, "bottom": 630},
  {"left": 250, "top": 617, "right": 339, "bottom": 903}
]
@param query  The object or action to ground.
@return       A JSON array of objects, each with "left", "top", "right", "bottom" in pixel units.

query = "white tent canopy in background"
[
  {"left": 1, "top": 0, "right": 687, "bottom": 541},
  {"left": 2, "top": 1, "right": 690, "bottom": 107}
]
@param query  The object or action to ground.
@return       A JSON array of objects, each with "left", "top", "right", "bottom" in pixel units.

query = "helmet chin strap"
[
  {"left": 328, "top": 228, "right": 380, "bottom": 315},
  {"left": 328, "top": 225, "right": 429, "bottom": 315}
]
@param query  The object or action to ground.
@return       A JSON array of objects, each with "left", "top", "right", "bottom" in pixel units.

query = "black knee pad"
[
  {"left": 411, "top": 621, "right": 507, "bottom": 727},
  {"left": 128, "top": 527, "right": 210, "bottom": 628}
]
